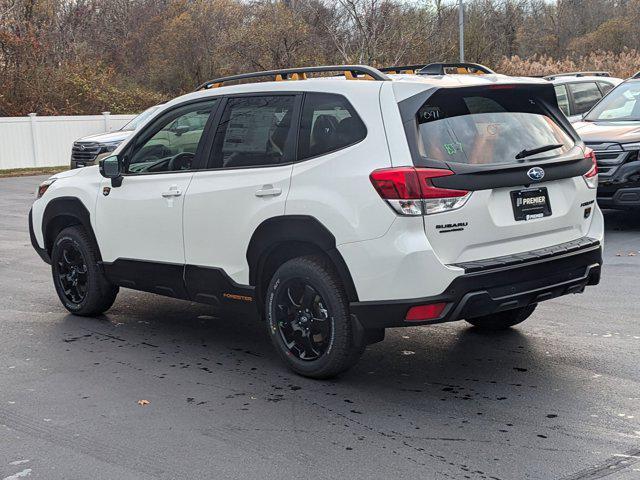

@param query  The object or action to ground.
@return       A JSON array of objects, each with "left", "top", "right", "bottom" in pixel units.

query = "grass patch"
[{"left": 0, "top": 166, "right": 69, "bottom": 178}]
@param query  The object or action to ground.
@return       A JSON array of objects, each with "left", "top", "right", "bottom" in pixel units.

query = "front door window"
[{"left": 127, "top": 101, "right": 217, "bottom": 174}]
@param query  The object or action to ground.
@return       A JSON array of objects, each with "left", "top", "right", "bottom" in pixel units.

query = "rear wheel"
[
  {"left": 51, "top": 226, "right": 118, "bottom": 316},
  {"left": 265, "top": 255, "right": 363, "bottom": 379},
  {"left": 465, "top": 304, "right": 537, "bottom": 330}
]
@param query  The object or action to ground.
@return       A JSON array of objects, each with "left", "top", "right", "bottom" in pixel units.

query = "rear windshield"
[{"left": 415, "top": 88, "right": 574, "bottom": 165}]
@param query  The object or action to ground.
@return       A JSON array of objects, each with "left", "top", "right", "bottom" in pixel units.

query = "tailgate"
[{"left": 396, "top": 82, "right": 596, "bottom": 264}]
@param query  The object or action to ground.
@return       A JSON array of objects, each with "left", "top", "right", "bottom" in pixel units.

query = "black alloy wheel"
[
  {"left": 51, "top": 226, "right": 119, "bottom": 316},
  {"left": 274, "top": 279, "right": 332, "bottom": 361},
  {"left": 265, "top": 255, "right": 364, "bottom": 379},
  {"left": 55, "top": 240, "right": 89, "bottom": 305}
]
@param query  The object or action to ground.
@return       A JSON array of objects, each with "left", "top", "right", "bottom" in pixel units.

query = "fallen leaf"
[{"left": 137, "top": 399, "right": 150, "bottom": 406}]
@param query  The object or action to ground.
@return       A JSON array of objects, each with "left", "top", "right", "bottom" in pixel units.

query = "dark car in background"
[
  {"left": 573, "top": 74, "right": 640, "bottom": 209},
  {"left": 70, "top": 105, "right": 162, "bottom": 169}
]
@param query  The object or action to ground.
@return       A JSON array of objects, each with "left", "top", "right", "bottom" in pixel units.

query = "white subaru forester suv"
[{"left": 30, "top": 63, "right": 604, "bottom": 379}]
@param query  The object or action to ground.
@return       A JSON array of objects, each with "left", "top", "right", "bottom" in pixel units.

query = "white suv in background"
[
  {"left": 546, "top": 72, "right": 623, "bottom": 122},
  {"left": 70, "top": 105, "right": 163, "bottom": 169},
  {"left": 30, "top": 64, "right": 604, "bottom": 378}
]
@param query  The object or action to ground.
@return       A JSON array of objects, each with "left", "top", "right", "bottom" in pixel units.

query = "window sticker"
[
  {"left": 418, "top": 106, "right": 442, "bottom": 123},
  {"left": 484, "top": 123, "right": 500, "bottom": 135},
  {"left": 223, "top": 107, "right": 279, "bottom": 153},
  {"left": 443, "top": 141, "right": 463, "bottom": 155}
]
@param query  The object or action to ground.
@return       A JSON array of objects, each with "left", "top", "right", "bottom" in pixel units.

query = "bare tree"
[{"left": 3, "top": 0, "right": 640, "bottom": 115}]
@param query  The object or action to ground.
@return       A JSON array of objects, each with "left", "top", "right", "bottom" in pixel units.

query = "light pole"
[{"left": 458, "top": 0, "right": 464, "bottom": 62}]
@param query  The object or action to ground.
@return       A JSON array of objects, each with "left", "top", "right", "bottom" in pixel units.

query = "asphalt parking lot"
[{"left": 1, "top": 175, "right": 639, "bottom": 480}]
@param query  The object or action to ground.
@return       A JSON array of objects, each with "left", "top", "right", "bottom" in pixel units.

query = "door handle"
[
  {"left": 161, "top": 185, "right": 182, "bottom": 198},
  {"left": 255, "top": 186, "right": 282, "bottom": 197}
]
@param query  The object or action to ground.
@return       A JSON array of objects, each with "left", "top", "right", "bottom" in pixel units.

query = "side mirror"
[{"left": 99, "top": 155, "right": 124, "bottom": 187}]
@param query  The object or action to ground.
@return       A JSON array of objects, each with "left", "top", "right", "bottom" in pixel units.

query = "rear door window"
[
  {"left": 567, "top": 82, "right": 602, "bottom": 115},
  {"left": 210, "top": 96, "right": 296, "bottom": 168},
  {"left": 297, "top": 93, "right": 366, "bottom": 160},
  {"left": 415, "top": 88, "right": 574, "bottom": 166}
]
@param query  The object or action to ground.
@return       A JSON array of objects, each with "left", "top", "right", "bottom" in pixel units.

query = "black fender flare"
[
  {"left": 42, "top": 196, "right": 101, "bottom": 259},
  {"left": 246, "top": 215, "right": 359, "bottom": 302}
]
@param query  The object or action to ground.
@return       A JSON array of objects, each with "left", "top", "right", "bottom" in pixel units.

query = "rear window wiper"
[{"left": 515, "top": 143, "right": 563, "bottom": 160}]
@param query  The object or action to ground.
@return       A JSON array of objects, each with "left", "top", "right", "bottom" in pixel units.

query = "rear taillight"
[
  {"left": 583, "top": 147, "right": 598, "bottom": 189},
  {"left": 405, "top": 302, "right": 447, "bottom": 321},
  {"left": 370, "top": 167, "right": 470, "bottom": 216}
]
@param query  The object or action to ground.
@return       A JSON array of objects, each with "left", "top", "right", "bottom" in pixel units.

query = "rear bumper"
[
  {"left": 350, "top": 238, "right": 602, "bottom": 329},
  {"left": 598, "top": 187, "right": 640, "bottom": 209}
]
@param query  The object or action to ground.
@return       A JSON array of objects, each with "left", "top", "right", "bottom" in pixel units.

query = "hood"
[
  {"left": 45, "top": 167, "right": 83, "bottom": 181},
  {"left": 43, "top": 165, "right": 101, "bottom": 190},
  {"left": 76, "top": 130, "right": 132, "bottom": 144},
  {"left": 573, "top": 120, "right": 640, "bottom": 144}
]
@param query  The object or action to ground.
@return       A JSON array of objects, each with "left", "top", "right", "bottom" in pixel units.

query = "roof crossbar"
[
  {"left": 418, "top": 62, "right": 495, "bottom": 75},
  {"left": 544, "top": 71, "right": 611, "bottom": 80},
  {"left": 195, "top": 65, "right": 390, "bottom": 91}
]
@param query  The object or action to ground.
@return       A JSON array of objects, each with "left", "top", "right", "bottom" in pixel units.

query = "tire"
[
  {"left": 51, "top": 226, "right": 118, "bottom": 316},
  {"left": 465, "top": 304, "right": 537, "bottom": 330},
  {"left": 265, "top": 255, "right": 363, "bottom": 379}
]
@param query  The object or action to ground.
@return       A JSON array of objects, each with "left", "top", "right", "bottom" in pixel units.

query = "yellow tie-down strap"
[
  {"left": 344, "top": 70, "right": 375, "bottom": 81},
  {"left": 274, "top": 72, "right": 308, "bottom": 81},
  {"left": 454, "top": 67, "right": 485, "bottom": 75}
]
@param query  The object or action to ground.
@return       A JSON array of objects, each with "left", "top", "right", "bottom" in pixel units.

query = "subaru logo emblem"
[{"left": 527, "top": 167, "right": 545, "bottom": 181}]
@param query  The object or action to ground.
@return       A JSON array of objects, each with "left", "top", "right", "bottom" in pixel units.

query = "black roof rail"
[
  {"left": 195, "top": 65, "right": 390, "bottom": 91},
  {"left": 418, "top": 62, "right": 495, "bottom": 75},
  {"left": 544, "top": 71, "right": 611, "bottom": 80},
  {"left": 631, "top": 71, "right": 640, "bottom": 79},
  {"left": 379, "top": 64, "right": 427, "bottom": 74}
]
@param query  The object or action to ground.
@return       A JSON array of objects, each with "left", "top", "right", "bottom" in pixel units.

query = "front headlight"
[
  {"left": 621, "top": 142, "right": 640, "bottom": 151},
  {"left": 36, "top": 178, "right": 57, "bottom": 198}
]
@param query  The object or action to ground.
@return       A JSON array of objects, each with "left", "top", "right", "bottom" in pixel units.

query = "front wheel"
[
  {"left": 265, "top": 255, "right": 363, "bottom": 379},
  {"left": 465, "top": 304, "right": 537, "bottom": 330},
  {"left": 51, "top": 226, "right": 119, "bottom": 316}
]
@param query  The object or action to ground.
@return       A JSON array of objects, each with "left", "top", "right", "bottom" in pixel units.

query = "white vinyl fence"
[{"left": 0, "top": 112, "right": 136, "bottom": 169}]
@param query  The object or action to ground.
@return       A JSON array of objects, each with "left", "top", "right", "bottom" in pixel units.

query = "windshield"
[
  {"left": 120, "top": 105, "right": 161, "bottom": 131},
  {"left": 415, "top": 88, "right": 574, "bottom": 165},
  {"left": 584, "top": 81, "right": 640, "bottom": 121}
]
